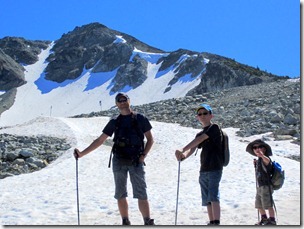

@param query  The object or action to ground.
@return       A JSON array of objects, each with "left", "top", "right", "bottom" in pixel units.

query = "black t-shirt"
[
  {"left": 256, "top": 158, "right": 273, "bottom": 187},
  {"left": 103, "top": 113, "right": 152, "bottom": 137},
  {"left": 196, "top": 123, "right": 223, "bottom": 172},
  {"left": 103, "top": 113, "right": 152, "bottom": 159}
]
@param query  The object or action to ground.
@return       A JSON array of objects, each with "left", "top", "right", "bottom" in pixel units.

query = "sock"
[
  {"left": 269, "top": 217, "right": 275, "bottom": 221},
  {"left": 261, "top": 214, "right": 267, "bottom": 219}
]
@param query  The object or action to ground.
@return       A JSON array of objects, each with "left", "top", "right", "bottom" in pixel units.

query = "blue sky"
[{"left": 0, "top": 0, "right": 300, "bottom": 78}]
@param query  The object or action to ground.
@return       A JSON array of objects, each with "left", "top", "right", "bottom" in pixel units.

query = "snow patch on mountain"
[{"left": 0, "top": 44, "right": 206, "bottom": 127}]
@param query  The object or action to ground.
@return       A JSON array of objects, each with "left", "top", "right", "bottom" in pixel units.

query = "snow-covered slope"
[
  {"left": 0, "top": 116, "right": 300, "bottom": 225},
  {"left": 0, "top": 44, "right": 205, "bottom": 127}
]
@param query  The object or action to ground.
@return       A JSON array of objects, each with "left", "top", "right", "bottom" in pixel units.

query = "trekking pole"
[
  {"left": 75, "top": 150, "right": 80, "bottom": 225},
  {"left": 254, "top": 159, "right": 259, "bottom": 222},
  {"left": 175, "top": 160, "right": 181, "bottom": 225}
]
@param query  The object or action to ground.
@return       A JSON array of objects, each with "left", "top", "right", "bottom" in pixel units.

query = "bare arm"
[
  {"left": 74, "top": 133, "right": 109, "bottom": 158},
  {"left": 181, "top": 133, "right": 209, "bottom": 152},
  {"left": 143, "top": 130, "right": 154, "bottom": 155},
  {"left": 139, "top": 130, "right": 154, "bottom": 162},
  {"left": 255, "top": 149, "right": 271, "bottom": 166},
  {"left": 175, "top": 147, "right": 197, "bottom": 161},
  {"left": 175, "top": 133, "right": 209, "bottom": 161}
]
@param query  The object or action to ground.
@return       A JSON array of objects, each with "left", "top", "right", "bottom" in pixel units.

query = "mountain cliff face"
[
  {"left": 0, "top": 49, "right": 25, "bottom": 91},
  {"left": 0, "top": 22, "right": 286, "bottom": 105},
  {"left": 0, "top": 37, "right": 51, "bottom": 91}
]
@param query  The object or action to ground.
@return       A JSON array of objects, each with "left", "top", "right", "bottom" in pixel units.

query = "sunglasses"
[
  {"left": 252, "top": 145, "right": 265, "bottom": 150},
  {"left": 197, "top": 112, "right": 209, "bottom": 116},
  {"left": 117, "top": 99, "right": 128, "bottom": 103}
]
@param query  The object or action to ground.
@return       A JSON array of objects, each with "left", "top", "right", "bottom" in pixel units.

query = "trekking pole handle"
[{"left": 74, "top": 149, "right": 79, "bottom": 160}]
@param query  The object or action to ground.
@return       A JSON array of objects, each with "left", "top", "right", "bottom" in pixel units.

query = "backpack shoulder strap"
[
  {"left": 195, "top": 124, "right": 213, "bottom": 156},
  {"left": 113, "top": 114, "right": 122, "bottom": 141},
  {"left": 131, "top": 112, "right": 144, "bottom": 136}
]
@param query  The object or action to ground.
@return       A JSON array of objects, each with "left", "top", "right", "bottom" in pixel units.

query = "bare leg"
[
  {"left": 268, "top": 207, "right": 275, "bottom": 218},
  {"left": 207, "top": 204, "right": 214, "bottom": 221},
  {"left": 259, "top": 208, "right": 267, "bottom": 217},
  {"left": 211, "top": 202, "right": 221, "bottom": 220},
  {"left": 138, "top": 199, "right": 150, "bottom": 218},
  {"left": 118, "top": 198, "right": 129, "bottom": 218}
]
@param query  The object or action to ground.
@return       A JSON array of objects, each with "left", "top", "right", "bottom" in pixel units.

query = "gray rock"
[
  {"left": 283, "top": 114, "right": 298, "bottom": 125},
  {"left": 12, "top": 158, "right": 25, "bottom": 166},
  {"left": 32, "top": 159, "right": 46, "bottom": 168},
  {"left": 19, "top": 149, "right": 34, "bottom": 158},
  {"left": 6, "top": 152, "right": 18, "bottom": 161}
]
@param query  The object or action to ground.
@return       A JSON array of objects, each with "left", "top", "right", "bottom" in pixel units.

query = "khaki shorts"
[{"left": 255, "top": 185, "right": 274, "bottom": 209}]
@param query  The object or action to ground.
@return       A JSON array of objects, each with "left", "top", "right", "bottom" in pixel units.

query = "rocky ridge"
[
  {"left": 75, "top": 79, "right": 300, "bottom": 146},
  {"left": 0, "top": 79, "right": 299, "bottom": 179}
]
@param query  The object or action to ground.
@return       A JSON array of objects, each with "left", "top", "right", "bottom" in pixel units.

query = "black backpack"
[
  {"left": 108, "top": 112, "right": 144, "bottom": 167},
  {"left": 220, "top": 129, "right": 230, "bottom": 167}
]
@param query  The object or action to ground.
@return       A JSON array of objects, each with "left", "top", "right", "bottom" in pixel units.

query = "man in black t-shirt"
[
  {"left": 74, "top": 93, "right": 155, "bottom": 225},
  {"left": 175, "top": 103, "right": 223, "bottom": 225}
]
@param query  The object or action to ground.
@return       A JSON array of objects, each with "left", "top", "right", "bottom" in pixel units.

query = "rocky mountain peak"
[
  {"left": 44, "top": 22, "right": 162, "bottom": 86},
  {"left": 0, "top": 22, "right": 293, "bottom": 120}
]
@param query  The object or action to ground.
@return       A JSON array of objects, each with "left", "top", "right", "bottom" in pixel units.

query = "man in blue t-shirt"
[
  {"left": 74, "top": 93, "right": 155, "bottom": 225},
  {"left": 175, "top": 103, "right": 223, "bottom": 225}
]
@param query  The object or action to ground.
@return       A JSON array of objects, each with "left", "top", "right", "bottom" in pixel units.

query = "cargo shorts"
[
  {"left": 112, "top": 156, "right": 148, "bottom": 200},
  {"left": 255, "top": 185, "right": 274, "bottom": 209}
]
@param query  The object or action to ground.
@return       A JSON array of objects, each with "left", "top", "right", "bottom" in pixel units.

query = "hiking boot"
[
  {"left": 214, "top": 220, "right": 220, "bottom": 225},
  {"left": 122, "top": 218, "right": 131, "bottom": 225},
  {"left": 207, "top": 220, "right": 220, "bottom": 225},
  {"left": 144, "top": 218, "right": 155, "bottom": 225},
  {"left": 265, "top": 218, "right": 277, "bottom": 225},
  {"left": 255, "top": 218, "right": 268, "bottom": 225}
]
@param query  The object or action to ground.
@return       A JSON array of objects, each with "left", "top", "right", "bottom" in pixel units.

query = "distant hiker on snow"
[
  {"left": 246, "top": 139, "right": 276, "bottom": 225},
  {"left": 175, "top": 104, "right": 223, "bottom": 225},
  {"left": 74, "top": 92, "right": 155, "bottom": 225}
]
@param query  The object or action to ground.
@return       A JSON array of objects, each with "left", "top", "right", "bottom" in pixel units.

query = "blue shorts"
[
  {"left": 199, "top": 170, "right": 222, "bottom": 206},
  {"left": 112, "top": 157, "right": 147, "bottom": 200}
]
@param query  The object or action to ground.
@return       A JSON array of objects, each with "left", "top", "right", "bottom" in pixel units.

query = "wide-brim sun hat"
[{"left": 246, "top": 139, "right": 272, "bottom": 156}]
